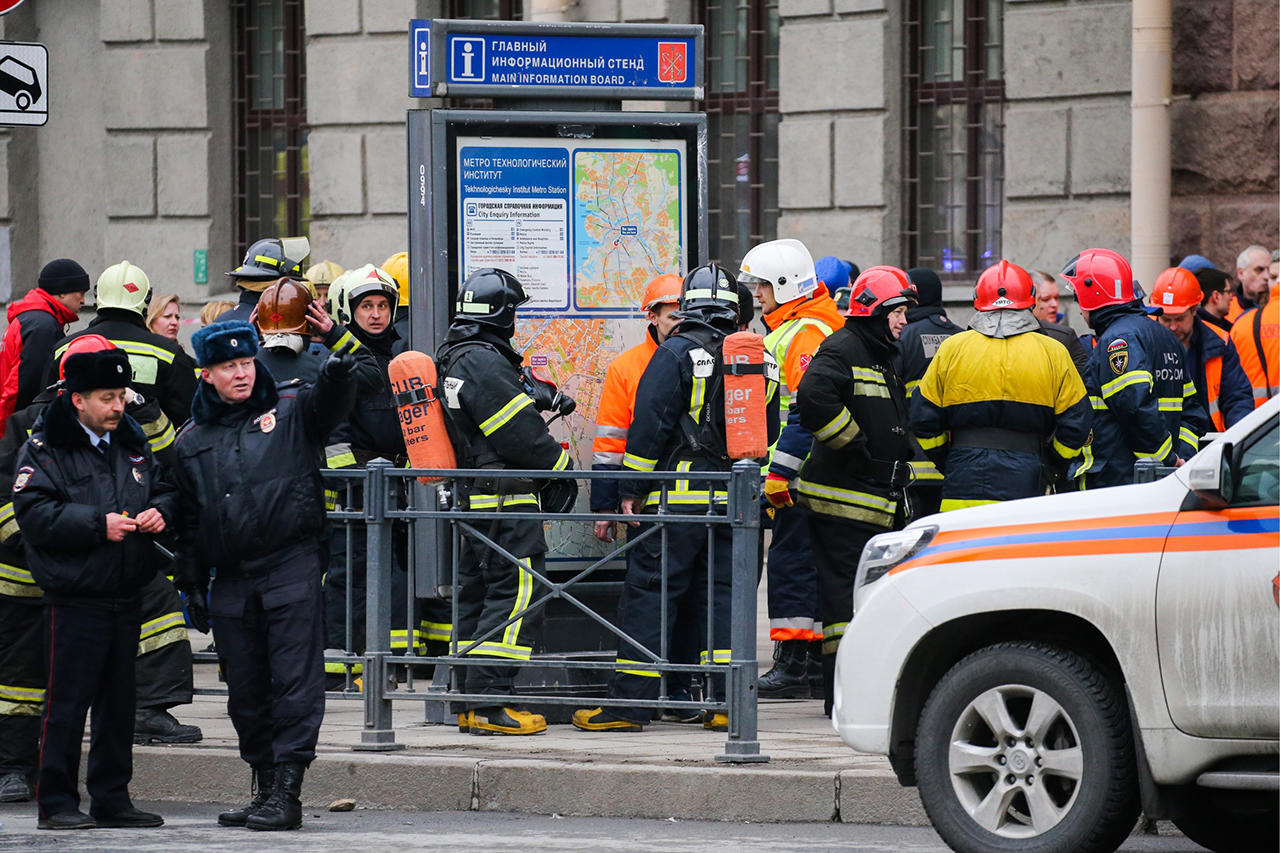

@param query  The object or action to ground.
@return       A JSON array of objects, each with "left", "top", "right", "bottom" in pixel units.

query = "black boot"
[
  {"left": 757, "top": 640, "right": 809, "bottom": 698},
  {"left": 218, "top": 764, "right": 275, "bottom": 827},
  {"left": 822, "top": 651, "right": 837, "bottom": 718},
  {"left": 807, "top": 640, "right": 825, "bottom": 700},
  {"left": 246, "top": 761, "right": 304, "bottom": 831}
]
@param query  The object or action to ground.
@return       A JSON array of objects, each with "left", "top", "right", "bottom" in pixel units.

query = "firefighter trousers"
[
  {"left": 209, "top": 547, "right": 325, "bottom": 768},
  {"left": 135, "top": 573, "right": 193, "bottom": 711},
  {"left": 0, "top": 596, "right": 43, "bottom": 778},
  {"left": 765, "top": 504, "right": 822, "bottom": 642},
  {"left": 808, "top": 517, "right": 883, "bottom": 657}
]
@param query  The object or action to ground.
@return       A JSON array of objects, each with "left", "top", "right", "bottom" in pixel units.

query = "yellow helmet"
[
  {"left": 305, "top": 259, "right": 344, "bottom": 288},
  {"left": 381, "top": 251, "right": 409, "bottom": 306},
  {"left": 96, "top": 260, "right": 151, "bottom": 315}
]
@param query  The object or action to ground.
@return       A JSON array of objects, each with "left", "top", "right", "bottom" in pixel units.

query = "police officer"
[
  {"left": 740, "top": 242, "right": 843, "bottom": 699},
  {"left": 1062, "top": 248, "right": 1212, "bottom": 488},
  {"left": 168, "top": 321, "right": 356, "bottom": 831},
  {"left": 794, "top": 266, "right": 916, "bottom": 716},
  {"left": 573, "top": 264, "right": 780, "bottom": 732},
  {"left": 14, "top": 347, "right": 174, "bottom": 830},
  {"left": 436, "top": 268, "right": 574, "bottom": 736},
  {"left": 217, "top": 237, "right": 311, "bottom": 325},
  {"left": 910, "top": 261, "right": 1093, "bottom": 509},
  {"left": 52, "top": 261, "right": 197, "bottom": 436}
]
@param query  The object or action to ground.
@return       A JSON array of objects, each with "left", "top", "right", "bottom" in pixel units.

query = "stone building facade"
[{"left": 0, "top": 0, "right": 1274, "bottom": 324}]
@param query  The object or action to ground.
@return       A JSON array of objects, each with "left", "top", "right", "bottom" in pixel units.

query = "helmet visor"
[{"left": 737, "top": 272, "right": 770, "bottom": 290}]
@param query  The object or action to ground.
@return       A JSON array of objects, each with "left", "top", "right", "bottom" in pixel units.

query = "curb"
[{"left": 130, "top": 747, "right": 928, "bottom": 825}]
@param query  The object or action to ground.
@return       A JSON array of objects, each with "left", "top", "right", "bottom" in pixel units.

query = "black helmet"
[
  {"left": 455, "top": 268, "right": 528, "bottom": 329},
  {"left": 227, "top": 237, "right": 309, "bottom": 281},
  {"left": 679, "top": 263, "right": 739, "bottom": 322}
]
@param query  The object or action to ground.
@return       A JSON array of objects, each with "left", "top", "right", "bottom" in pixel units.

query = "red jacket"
[{"left": 0, "top": 289, "right": 78, "bottom": 436}]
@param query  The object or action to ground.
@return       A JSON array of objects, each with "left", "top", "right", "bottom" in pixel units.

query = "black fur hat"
[{"left": 63, "top": 349, "right": 132, "bottom": 393}]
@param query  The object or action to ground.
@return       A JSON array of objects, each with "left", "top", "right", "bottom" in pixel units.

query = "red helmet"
[
  {"left": 973, "top": 260, "right": 1036, "bottom": 312},
  {"left": 59, "top": 334, "right": 116, "bottom": 383},
  {"left": 1061, "top": 248, "right": 1137, "bottom": 311},
  {"left": 1149, "top": 266, "right": 1201, "bottom": 314},
  {"left": 841, "top": 266, "right": 917, "bottom": 318}
]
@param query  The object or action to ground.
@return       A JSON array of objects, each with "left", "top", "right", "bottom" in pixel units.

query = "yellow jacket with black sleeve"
[
  {"left": 436, "top": 323, "right": 572, "bottom": 527},
  {"left": 795, "top": 319, "right": 913, "bottom": 529},
  {"left": 909, "top": 314, "right": 1093, "bottom": 509},
  {"left": 1070, "top": 302, "right": 1211, "bottom": 489}
]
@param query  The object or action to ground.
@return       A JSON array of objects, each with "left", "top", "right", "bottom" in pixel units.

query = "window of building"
[
  {"left": 904, "top": 0, "right": 1004, "bottom": 275},
  {"left": 232, "top": 0, "right": 308, "bottom": 261},
  {"left": 698, "top": 1, "right": 779, "bottom": 267}
]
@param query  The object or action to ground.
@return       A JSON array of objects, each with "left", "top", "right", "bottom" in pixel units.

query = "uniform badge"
[
  {"left": 1107, "top": 338, "right": 1129, "bottom": 375},
  {"left": 798, "top": 353, "right": 812, "bottom": 372},
  {"left": 129, "top": 454, "right": 145, "bottom": 464},
  {"left": 260, "top": 412, "right": 276, "bottom": 433},
  {"left": 132, "top": 467, "right": 144, "bottom": 485},
  {"left": 12, "top": 466, "right": 32, "bottom": 493}
]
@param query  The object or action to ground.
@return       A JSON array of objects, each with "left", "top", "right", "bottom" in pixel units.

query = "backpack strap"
[{"left": 1252, "top": 306, "right": 1272, "bottom": 395}]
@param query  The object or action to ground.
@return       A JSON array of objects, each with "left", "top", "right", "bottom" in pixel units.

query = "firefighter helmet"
[
  {"left": 739, "top": 239, "right": 817, "bottom": 304},
  {"left": 679, "top": 263, "right": 739, "bottom": 322},
  {"left": 1061, "top": 248, "right": 1138, "bottom": 311},
  {"left": 227, "top": 237, "right": 310, "bottom": 283},
  {"left": 330, "top": 264, "right": 400, "bottom": 326},
  {"left": 381, "top": 252, "right": 410, "bottom": 307},
  {"left": 255, "top": 277, "right": 313, "bottom": 336},
  {"left": 58, "top": 334, "right": 117, "bottom": 383},
  {"left": 973, "top": 260, "right": 1036, "bottom": 312},
  {"left": 96, "top": 260, "right": 151, "bottom": 315},
  {"left": 841, "top": 266, "right": 917, "bottom": 318},
  {"left": 304, "top": 259, "right": 344, "bottom": 293},
  {"left": 640, "top": 273, "right": 682, "bottom": 312},
  {"left": 454, "top": 268, "right": 529, "bottom": 330},
  {"left": 1149, "top": 266, "right": 1201, "bottom": 314}
]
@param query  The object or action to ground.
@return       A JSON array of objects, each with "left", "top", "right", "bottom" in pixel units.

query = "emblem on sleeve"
[
  {"left": 12, "top": 466, "right": 32, "bottom": 492},
  {"left": 1107, "top": 338, "right": 1129, "bottom": 375}
]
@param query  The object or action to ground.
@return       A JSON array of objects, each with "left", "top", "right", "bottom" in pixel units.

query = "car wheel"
[
  {"left": 1172, "top": 790, "right": 1279, "bottom": 852},
  {"left": 915, "top": 642, "right": 1139, "bottom": 853},
  {"left": 15, "top": 91, "right": 31, "bottom": 111}
]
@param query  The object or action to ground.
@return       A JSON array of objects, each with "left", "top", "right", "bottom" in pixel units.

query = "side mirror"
[{"left": 1187, "top": 441, "right": 1234, "bottom": 508}]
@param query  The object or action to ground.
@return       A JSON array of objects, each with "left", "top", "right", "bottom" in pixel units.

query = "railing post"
[
  {"left": 717, "top": 460, "right": 768, "bottom": 764},
  {"left": 353, "top": 460, "right": 404, "bottom": 752}
]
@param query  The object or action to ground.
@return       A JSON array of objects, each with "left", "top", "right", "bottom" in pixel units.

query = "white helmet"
[
  {"left": 329, "top": 264, "right": 399, "bottom": 326},
  {"left": 739, "top": 239, "right": 817, "bottom": 305},
  {"left": 96, "top": 260, "right": 151, "bottom": 315}
]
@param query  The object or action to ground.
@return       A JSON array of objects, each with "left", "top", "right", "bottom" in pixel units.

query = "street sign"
[
  {"left": 412, "top": 19, "right": 702, "bottom": 101},
  {"left": 0, "top": 1, "right": 29, "bottom": 14},
  {"left": 0, "top": 40, "right": 46, "bottom": 126}
]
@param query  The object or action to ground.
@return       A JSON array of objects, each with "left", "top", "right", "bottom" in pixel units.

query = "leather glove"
[
  {"left": 185, "top": 592, "right": 210, "bottom": 634},
  {"left": 763, "top": 473, "right": 794, "bottom": 509},
  {"left": 522, "top": 367, "right": 577, "bottom": 417},
  {"left": 322, "top": 351, "right": 356, "bottom": 381}
]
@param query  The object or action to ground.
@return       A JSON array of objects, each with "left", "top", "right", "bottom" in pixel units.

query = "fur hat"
[
  {"left": 192, "top": 320, "right": 259, "bottom": 367},
  {"left": 62, "top": 349, "right": 132, "bottom": 393},
  {"left": 38, "top": 258, "right": 91, "bottom": 295}
]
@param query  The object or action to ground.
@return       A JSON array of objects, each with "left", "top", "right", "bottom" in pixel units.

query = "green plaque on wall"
[{"left": 193, "top": 249, "right": 208, "bottom": 284}]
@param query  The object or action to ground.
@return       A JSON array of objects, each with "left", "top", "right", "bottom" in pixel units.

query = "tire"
[
  {"left": 15, "top": 91, "right": 31, "bottom": 111},
  {"left": 1172, "top": 790, "right": 1279, "bottom": 852},
  {"left": 914, "top": 642, "right": 1139, "bottom": 853}
]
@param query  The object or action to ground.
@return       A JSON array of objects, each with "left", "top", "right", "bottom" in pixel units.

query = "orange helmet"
[
  {"left": 59, "top": 334, "right": 116, "bottom": 384},
  {"left": 1061, "top": 248, "right": 1137, "bottom": 311},
  {"left": 640, "top": 273, "right": 682, "bottom": 312},
  {"left": 973, "top": 260, "right": 1036, "bottom": 312},
  {"left": 256, "top": 277, "right": 313, "bottom": 336},
  {"left": 1149, "top": 266, "right": 1201, "bottom": 314},
  {"left": 842, "top": 266, "right": 917, "bottom": 318}
]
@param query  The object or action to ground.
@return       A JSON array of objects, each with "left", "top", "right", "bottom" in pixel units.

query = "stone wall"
[{"left": 1169, "top": 0, "right": 1279, "bottom": 270}]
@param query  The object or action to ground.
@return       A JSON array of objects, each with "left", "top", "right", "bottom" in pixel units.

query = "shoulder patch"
[
  {"left": 443, "top": 376, "right": 464, "bottom": 409},
  {"left": 12, "top": 466, "right": 33, "bottom": 492},
  {"left": 689, "top": 347, "right": 715, "bottom": 379},
  {"left": 1106, "top": 338, "right": 1128, "bottom": 353},
  {"left": 798, "top": 353, "right": 812, "bottom": 372},
  {"left": 764, "top": 351, "right": 780, "bottom": 382}
]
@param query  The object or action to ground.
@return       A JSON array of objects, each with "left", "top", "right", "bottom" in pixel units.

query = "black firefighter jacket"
[
  {"left": 795, "top": 320, "right": 914, "bottom": 529},
  {"left": 12, "top": 393, "right": 176, "bottom": 606},
  {"left": 168, "top": 360, "right": 355, "bottom": 588}
]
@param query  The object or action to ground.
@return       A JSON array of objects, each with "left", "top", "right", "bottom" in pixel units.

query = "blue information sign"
[
  {"left": 446, "top": 33, "right": 694, "bottom": 90},
  {"left": 409, "top": 19, "right": 431, "bottom": 97}
]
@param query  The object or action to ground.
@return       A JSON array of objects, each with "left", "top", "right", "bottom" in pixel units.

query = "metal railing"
[{"left": 196, "top": 460, "right": 768, "bottom": 764}]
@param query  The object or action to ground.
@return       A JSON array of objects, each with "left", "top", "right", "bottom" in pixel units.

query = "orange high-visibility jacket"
[
  {"left": 1230, "top": 282, "right": 1280, "bottom": 408},
  {"left": 590, "top": 330, "right": 659, "bottom": 511}
]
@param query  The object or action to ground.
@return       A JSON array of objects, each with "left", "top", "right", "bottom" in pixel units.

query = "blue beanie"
[
  {"left": 192, "top": 320, "right": 258, "bottom": 367},
  {"left": 815, "top": 256, "right": 853, "bottom": 291},
  {"left": 1178, "top": 254, "right": 1216, "bottom": 273}
]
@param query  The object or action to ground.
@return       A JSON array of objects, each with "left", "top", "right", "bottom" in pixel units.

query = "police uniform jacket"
[
  {"left": 619, "top": 317, "right": 780, "bottom": 514},
  {"left": 893, "top": 306, "right": 962, "bottom": 397},
  {"left": 53, "top": 309, "right": 198, "bottom": 428},
  {"left": 12, "top": 393, "right": 175, "bottom": 606},
  {"left": 795, "top": 320, "right": 913, "bottom": 529},
  {"left": 169, "top": 360, "right": 356, "bottom": 586},
  {"left": 437, "top": 323, "right": 572, "bottom": 518},
  {"left": 1071, "top": 301, "right": 1212, "bottom": 488}
]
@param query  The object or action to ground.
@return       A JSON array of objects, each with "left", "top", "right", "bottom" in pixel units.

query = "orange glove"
[{"left": 763, "top": 473, "right": 794, "bottom": 509}]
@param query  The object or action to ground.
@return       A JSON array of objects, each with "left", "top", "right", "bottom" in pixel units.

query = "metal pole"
[
  {"left": 717, "top": 460, "right": 768, "bottom": 763},
  {"left": 1131, "top": 0, "right": 1172, "bottom": 289},
  {"left": 354, "top": 460, "right": 404, "bottom": 751}
]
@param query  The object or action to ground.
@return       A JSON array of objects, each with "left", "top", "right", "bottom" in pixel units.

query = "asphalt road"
[{"left": 0, "top": 802, "right": 1206, "bottom": 851}]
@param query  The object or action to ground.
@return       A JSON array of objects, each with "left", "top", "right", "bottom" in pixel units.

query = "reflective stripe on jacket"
[{"left": 590, "top": 330, "right": 658, "bottom": 511}]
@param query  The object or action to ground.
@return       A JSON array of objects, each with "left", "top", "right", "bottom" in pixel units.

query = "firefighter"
[
  {"left": 169, "top": 321, "right": 356, "bottom": 831},
  {"left": 1229, "top": 272, "right": 1279, "bottom": 408},
  {"left": 739, "top": 241, "right": 843, "bottom": 699},
  {"left": 910, "top": 261, "right": 1093, "bottom": 509},
  {"left": 216, "top": 237, "right": 310, "bottom": 325},
  {"left": 794, "top": 266, "right": 916, "bottom": 716},
  {"left": 573, "top": 264, "right": 780, "bottom": 732},
  {"left": 1150, "top": 267, "right": 1253, "bottom": 430},
  {"left": 252, "top": 277, "right": 370, "bottom": 386},
  {"left": 892, "top": 267, "right": 962, "bottom": 517},
  {"left": 1062, "top": 248, "right": 1212, "bottom": 488},
  {"left": 52, "top": 261, "right": 197, "bottom": 438},
  {"left": 381, "top": 251, "right": 413, "bottom": 343},
  {"left": 303, "top": 259, "right": 344, "bottom": 308},
  {"left": 15, "top": 347, "right": 176, "bottom": 830},
  {"left": 436, "top": 268, "right": 574, "bottom": 736}
]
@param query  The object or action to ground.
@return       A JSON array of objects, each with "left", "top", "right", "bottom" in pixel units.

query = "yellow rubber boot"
[
  {"left": 571, "top": 707, "right": 645, "bottom": 732},
  {"left": 469, "top": 707, "right": 547, "bottom": 736},
  {"left": 457, "top": 711, "right": 472, "bottom": 733},
  {"left": 703, "top": 712, "right": 728, "bottom": 732}
]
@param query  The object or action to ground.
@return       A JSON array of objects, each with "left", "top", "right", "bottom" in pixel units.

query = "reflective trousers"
[
  {"left": 808, "top": 516, "right": 882, "bottom": 656},
  {"left": 765, "top": 504, "right": 821, "bottom": 641},
  {"left": 135, "top": 573, "right": 193, "bottom": 711},
  {"left": 0, "top": 596, "right": 42, "bottom": 777}
]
